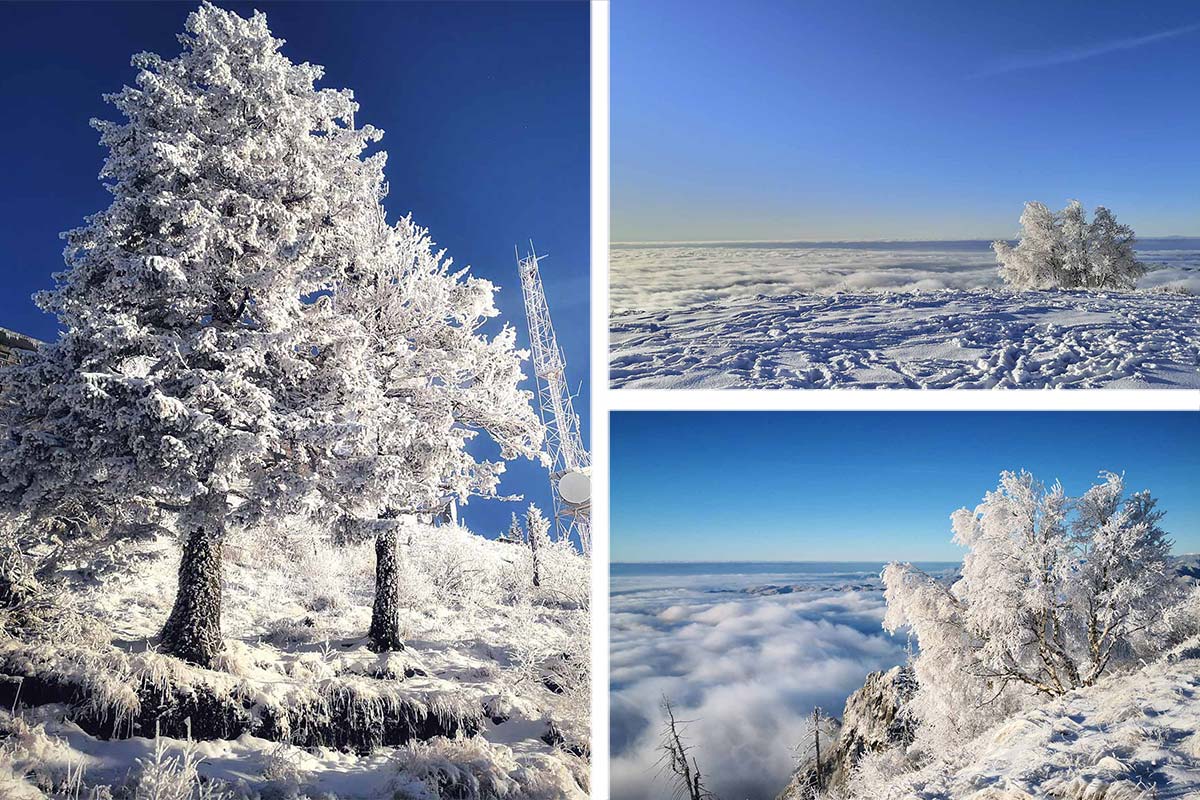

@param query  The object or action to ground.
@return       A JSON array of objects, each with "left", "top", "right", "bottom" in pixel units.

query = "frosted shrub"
[
  {"left": 259, "top": 742, "right": 305, "bottom": 789},
  {"left": 1158, "top": 585, "right": 1200, "bottom": 648},
  {"left": 0, "top": 710, "right": 87, "bottom": 798},
  {"left": 534, "top": 538, "right": 590, "bottom": 611},
  {"left": 130, "top": 738, "right": 232, "bottom": 800},
  {"left": 392, "top": 736, "right": 582, "bottom": 800},
  {"left": 883, "top": 470, "right": 1178, "bottom": 751},
  {"left": 994, "top": 201, "right": 1147, "bottom": 290},
  {"left": 393, "top": 736, "right": 521, "bottom": 799}
]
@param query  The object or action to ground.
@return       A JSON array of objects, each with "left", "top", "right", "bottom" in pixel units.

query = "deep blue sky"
[
  {"left": 0, "top": 1, "right": 589, "bottom": 538},
  {"left": 613, "top": 0, "right": 1200, "bottom": 242},
  {"left": 611, "top": 412, "right": 1200, "bottom": 562}
]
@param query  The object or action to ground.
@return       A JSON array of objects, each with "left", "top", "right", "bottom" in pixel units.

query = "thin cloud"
[{"left": 974, "top": 22, "right": 1200, "bottom": 77}]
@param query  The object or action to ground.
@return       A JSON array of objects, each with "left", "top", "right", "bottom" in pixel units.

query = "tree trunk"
[
  {"left": 369, "top": 522, "right": 405, "bottom": 652},
  {"left": 530, "top": 531, "right": 541, "bottom": 588},
  {"left": 160, "top": 495, "right": 226, "bottom": 667}
]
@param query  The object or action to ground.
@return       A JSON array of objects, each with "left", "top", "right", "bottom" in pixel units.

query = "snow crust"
[{"left": 610, "top": 288, "right": 1200, "bottom": 389}]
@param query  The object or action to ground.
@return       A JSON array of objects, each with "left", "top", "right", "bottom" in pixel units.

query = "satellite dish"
[{"left": 558, "top": 471, "right": 590, "bottom": 505}]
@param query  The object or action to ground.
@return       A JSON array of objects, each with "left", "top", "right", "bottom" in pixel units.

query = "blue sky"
[
  {"left": 611, "top": 412, "right": 1200, "bottom": 562},
  {"left": 0, "top": 1, "right": 589, "bottom": 538},
  {"left": 613, "top": 0, "right": 1200, "bottom": 242}
]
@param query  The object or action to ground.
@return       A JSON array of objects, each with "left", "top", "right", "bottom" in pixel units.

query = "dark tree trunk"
[
  {"left": 530, "top": 530, "right": 541, "bottom": 588},
  {"left": 369, "top": 522, "right": 405, "bottom": 652},
  {"left": 160, "top": 495, "right": 225, "bottom": 667}
]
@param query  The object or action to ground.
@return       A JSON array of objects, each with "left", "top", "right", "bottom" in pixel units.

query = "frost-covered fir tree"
[
  {"left": 525, "top": 503, "right": 550, "bottom": 589},
  {"left": 882, "top": 470, "right": 1177, "bottom": 748},
  {"left": 334, "top": 213, "right": 544, "bottom": 652},
  {"left": 994, "top": 201, "right": 1146, "bottom": 290},
  {"left": 0, "top": 3, "right": 385, "bottom": 666}
]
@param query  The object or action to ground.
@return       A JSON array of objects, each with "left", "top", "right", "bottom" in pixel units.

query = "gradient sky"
[
  {"left": 611, "top": 412, "right": 1200, "bottom": 562},
  {"left": 0, "top": 1, "right": 589, "bottom": 538},
  {"left": 613, "top": 0, "right": 1200, "bottom": 242}
]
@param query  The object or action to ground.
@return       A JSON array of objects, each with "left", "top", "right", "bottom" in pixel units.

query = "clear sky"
[
  {"left": 611, "top": 412, "right": 1200, "bottom": 562},
  {"left": 613, "top": 0, "right": 1200, "bottom": 242},
  {"left": 0, "top": 1, "right": 589, "bottom": 539}
]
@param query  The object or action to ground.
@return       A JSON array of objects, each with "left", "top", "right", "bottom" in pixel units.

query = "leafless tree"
[{"left": 657, "top": 696, "right": 717, "bottom": 800}]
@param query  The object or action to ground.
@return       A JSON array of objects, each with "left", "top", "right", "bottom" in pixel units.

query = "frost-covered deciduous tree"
[
  {"left": 333, "top": 213, "right": 544, "bottom": 652},
  {"left": 883, "top": 470, "right": 1177, "bottom": 747},
  {"left": 993, "top": 202, "right": 1063, "bottom": 290},
  {"left": 0, "top": 3, "right": 384, "bottom": 666},
  {"left": 1059, "top": 200, "right": 1091, "bottom": 288},
  {"left": 525, "top": 503, "right": 550, "bottom": 589},
  {"left": 993, "top": 201, "right": 1147, "bottom": 290},
  {"left": 1089, "top": 206, "right": 1144, "bottom": 290}
]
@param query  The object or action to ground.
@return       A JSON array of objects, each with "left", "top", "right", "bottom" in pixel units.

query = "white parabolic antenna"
[{"left": 558, "top": 471, "right": 590, "bottom": 505}]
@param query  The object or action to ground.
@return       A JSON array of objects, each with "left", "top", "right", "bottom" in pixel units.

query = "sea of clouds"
[
  {"left": 609, "top": 564, "right": 927, "bottom": 800},
  {"left": 609, "top": 239, "right": 1200, "bottom": 313}
]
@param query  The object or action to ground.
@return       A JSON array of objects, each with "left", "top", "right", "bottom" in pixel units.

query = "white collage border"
[{"left": 586, "top": 3, "right": 1199, "bottom": 797}]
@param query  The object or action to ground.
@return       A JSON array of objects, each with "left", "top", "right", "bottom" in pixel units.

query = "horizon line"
[
  {"left": 612, "top": 234, "right": 1200, "bottom": 247},
  {"left": 611, "top": 551, "right": 1199, "bottom": 565}
]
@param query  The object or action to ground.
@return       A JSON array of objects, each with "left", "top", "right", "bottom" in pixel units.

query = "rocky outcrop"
[{"left": 777, "top": 665, "right": 917, "bottom": 799}]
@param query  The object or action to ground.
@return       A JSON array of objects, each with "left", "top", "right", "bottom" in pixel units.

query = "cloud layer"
[
  {"left": 610, "top": 241, "right": 1200, "bottom": 313},
  {"left": 610, "top": 570, "right": 907, "bottom": 800}
]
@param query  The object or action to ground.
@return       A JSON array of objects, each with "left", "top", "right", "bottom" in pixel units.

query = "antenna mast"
[{"left": 517, "top": 242, "right": 591, "bottom": 554}]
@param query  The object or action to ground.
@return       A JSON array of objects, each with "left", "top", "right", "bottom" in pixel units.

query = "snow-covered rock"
[{"left": 777, "top": 665, "right": 917, "bottom": 799}]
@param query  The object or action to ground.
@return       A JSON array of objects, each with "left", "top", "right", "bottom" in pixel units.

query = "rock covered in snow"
[{"left": 777, "top": 665, "right": 917, "bottom": 799}]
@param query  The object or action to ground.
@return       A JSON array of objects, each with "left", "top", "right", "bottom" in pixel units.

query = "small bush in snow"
[{"left": 993, "top": 201, "right": 1147, "bottom": 290}]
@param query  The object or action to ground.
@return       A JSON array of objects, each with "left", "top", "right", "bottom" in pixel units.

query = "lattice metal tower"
[{"left": 517, "top": 242, "right": 591, "bottom": 554}]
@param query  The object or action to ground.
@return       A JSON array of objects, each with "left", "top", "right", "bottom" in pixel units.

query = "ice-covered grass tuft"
[{"left": 391, "top": 736, "right": 587, "bottom": 800}]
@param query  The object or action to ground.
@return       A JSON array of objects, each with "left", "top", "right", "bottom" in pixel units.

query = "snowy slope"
[
  {"left": 0, "top": 522, "right": 589, "bottom": 799},
  {"left": 854, "top": 641, "right": 1200, "bottom": 799},
  {"left": 610, "top": 288, "right": 1200, "bottom": 389}
]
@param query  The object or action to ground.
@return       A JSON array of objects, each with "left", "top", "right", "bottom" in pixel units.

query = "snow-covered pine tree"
[
  {"left": 0, "top": 3, "right": 384, "bottom": 666},
  {"left": 508, "top": 512, "right": 524, "bottom": 544},
  {"left": 1088, "top": 206, "right": 1146, "bottom": 289},
  {"left": 526, "top": 503, "right": 550, "bottom": 589},
  {"left": 882, "top": 470, "right": 1180, "bottom": 748},
  {"left": 333, "top": 213, "right": 544, "bottom": 653}
]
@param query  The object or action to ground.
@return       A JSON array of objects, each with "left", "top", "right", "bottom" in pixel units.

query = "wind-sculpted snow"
[
  {"left": 611, "top": 288, "right": 1200, "bottom": 389},
  {"left": 850, "top": 641, "right": 1200, "bottom": 799},
  {"left": 609, "top": 563, "right": 950, "bottom": 800}
]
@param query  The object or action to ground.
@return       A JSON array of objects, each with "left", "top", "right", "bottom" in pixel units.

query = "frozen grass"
[{"left": 0, "top": 520, "right": 589, "bottom": 798}]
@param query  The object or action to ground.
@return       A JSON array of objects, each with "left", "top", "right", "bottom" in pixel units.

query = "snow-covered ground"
[
  {"left": 0, "top": 521, "right": 589, "bottom": 799},
  {"left": 856, "top": 638, "right": 1200, "bottom": 800},
  {"left": 609, "top": 241, "right": 1200, "bottom": 389}
]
